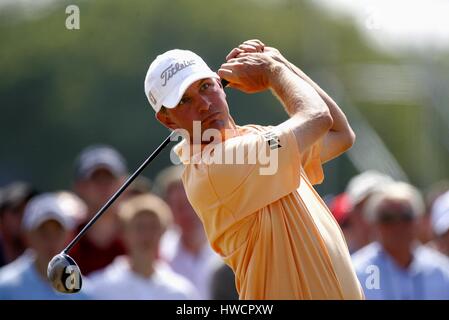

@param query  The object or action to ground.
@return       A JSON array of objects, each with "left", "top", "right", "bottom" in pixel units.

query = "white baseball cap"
[
  {"left": 74, "top": 144, "right": 127, "bottom": 180},
  {"left": 345, "top": 170, "right": 394, "bottom": 207},
  {"left": 144, "top": 49, "right": 219, "bottom": 113},
  {"left": 22, "top": 193, "right": 75, "bottom": 231},
  {"left": 431, "top": 190, "right": 449, "bottom": 236}
]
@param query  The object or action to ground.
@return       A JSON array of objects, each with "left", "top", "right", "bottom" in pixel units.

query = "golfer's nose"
[{"left": 197, "top": 94, "right": 211, "bottom": 112}]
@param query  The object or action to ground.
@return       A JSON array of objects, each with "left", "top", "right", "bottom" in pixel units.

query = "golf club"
[
  {"left": 47, "top": 131, "right": 175, "bottom": 293},
  {"left": 47, "top": 77, "right": 229, "bottom": 294}
]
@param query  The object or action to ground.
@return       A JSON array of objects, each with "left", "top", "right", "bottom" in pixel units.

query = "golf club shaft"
[{"left": 63, "top": 131, "right": 175, "bottom": 254}]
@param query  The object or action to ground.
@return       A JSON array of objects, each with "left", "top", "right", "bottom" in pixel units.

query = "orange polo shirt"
[{"left": 174, "top": 124, "right": 364, "bottom": 300}]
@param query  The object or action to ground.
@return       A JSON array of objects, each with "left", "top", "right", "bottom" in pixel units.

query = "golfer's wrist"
[{"left": 267, "top": 62, "right": 292, "bottom": 89}]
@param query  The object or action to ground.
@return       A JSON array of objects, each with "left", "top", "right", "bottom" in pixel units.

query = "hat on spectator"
[
  {"left": 329, "top": 193, "right": 352, "bottom": 226},
  {"left": 0, "top": 181, "right": 38, "bottom": 212},
  {"left": 363, "top": 181, "right": 424, "bottom": 223},
  {"left": 345, "top": 170, "right": 394, "bottom": 207},
  {"left": 74, "top": 145, "right": 127, "bottom": 180},
  {"left": 22, "top": 193, "right": 75, "bottom": 231},
  {"left": 431, "top": 190, "right": 449, "bottom": 237},
  {"left": 56, "top": 191, "right": 87, "bottom": 225}
]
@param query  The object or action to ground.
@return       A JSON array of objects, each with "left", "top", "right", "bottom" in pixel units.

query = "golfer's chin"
[{"left": 201, "top": 119, "right": 227, "bottom": 140}]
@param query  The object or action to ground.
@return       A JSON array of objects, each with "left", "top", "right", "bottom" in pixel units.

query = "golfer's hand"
[
  {"left": 225, "top": 39, "right": 266, "bottom": 60},
  {"left": 218, "top": 53, "right": 282, "bottom": 93},
  {"left": 225, "top": 39, "right": 284, "bottom": 64}
]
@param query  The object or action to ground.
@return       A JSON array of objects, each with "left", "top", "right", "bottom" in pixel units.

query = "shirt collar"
[
  {"left": 173, "top": 138, "right": 200, "bottom": 165},
  {"left": 173, "top": 125, "right": 249, "bottom": 165}
]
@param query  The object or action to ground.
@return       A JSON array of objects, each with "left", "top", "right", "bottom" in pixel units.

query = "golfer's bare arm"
[
  {"left": 218, "top": 53, "right": 333, "bottom": 160},
  {"left": 268, "top": 65, "right": 334, "bottom": 158},
  {"left": 219, "top": 54, "right": 333, "bottom": 160},
  {"left": 224, "top": 39, "right": 355, "bottom": 164},
  {"left": 275, "top": 56, "right": 356, "bottom": 163}
]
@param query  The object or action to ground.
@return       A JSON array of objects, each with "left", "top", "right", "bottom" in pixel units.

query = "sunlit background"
[{"left": 1, "top": 0, "right": 448, "bottom": 195}]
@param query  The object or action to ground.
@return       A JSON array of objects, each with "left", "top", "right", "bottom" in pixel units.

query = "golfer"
[{"left": 144, "top": 39, "right": 364, "bottom": 299}]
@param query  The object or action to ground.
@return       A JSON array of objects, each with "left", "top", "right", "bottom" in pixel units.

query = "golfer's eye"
[
  {"left": 200, "top": 82, "right": 211, "bottom": 91},
  {"left": 179, "top": 97, "right": 190, "bottom": 106}
]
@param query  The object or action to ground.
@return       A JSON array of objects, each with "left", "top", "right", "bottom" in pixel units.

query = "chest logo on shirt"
[{"left": 262, "top": 131, "right": 282, "bottom": 150}]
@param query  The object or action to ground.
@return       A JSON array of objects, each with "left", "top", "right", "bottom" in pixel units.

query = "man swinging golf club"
[
  {"left": 147, "top": 39, "right": 364, "bottom": 299},
  {"left": 48, "top": 39, "right": 364, "bottom": 300}
]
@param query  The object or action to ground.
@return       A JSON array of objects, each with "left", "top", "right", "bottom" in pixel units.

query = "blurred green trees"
[{"left": 1, "top": 0, "right": 447, "bottom": 194}]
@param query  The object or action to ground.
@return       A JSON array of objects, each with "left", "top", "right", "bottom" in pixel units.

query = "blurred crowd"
[
  {"left": 0, "top": 145, "right": 237, "bottom": 300},
  {"left": 1, "top": 144, "right": 449, "bottom": 300},
  {"left": 328, "top": 172, "right": 449, "bottom": 299}
]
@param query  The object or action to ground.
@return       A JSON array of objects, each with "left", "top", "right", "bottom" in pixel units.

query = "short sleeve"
[{"left": 301, "top": 138, "right": 324, "bottom": 185}]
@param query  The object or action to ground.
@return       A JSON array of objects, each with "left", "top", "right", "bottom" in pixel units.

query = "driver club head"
[{"left": 47, "top": 253, "right": 83, "bottom": 294}]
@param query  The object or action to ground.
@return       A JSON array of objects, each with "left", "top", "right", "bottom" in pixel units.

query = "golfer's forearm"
[
  {"left": 269, "top": 64, "right": 333, "bottom": 150},
  {"left": 269, "top": 64, "right": 330, "bottom": 119},
  {"left": 280, "top": 58, "right": 351, "bottom": 134}
]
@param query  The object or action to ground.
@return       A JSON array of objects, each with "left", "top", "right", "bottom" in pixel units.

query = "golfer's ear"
[{"left": 155, "top": 110, "right": 178, "bottom": 130}]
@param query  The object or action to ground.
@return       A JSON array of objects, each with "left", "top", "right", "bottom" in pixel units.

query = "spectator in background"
[
  {"left": 126, "top": 176, "right": 152, "bottom": 198},
  {"left": 0, "top": 192, "right": 89, "bottom": 299},
  {"left": 352, "top": 182, "right": 449, "bottom": 300},
  {"left": 430, "top": 190, "right": 449, "bottom": 257},
  {"left": 329, "top": 193, "right": 356, "bottom": 253},
  {"left": 155, "top": 165, "right": 220, "bottom": 299},
  {"left": 56, "top": 191, "right": 88, "bottom": 227},
  {"left": 345, "top": 171, "right": 394, "bottom": 252},
  {"left": 0, "top": 181, "right": 38, "bottom": 267},
  {"left": 71, "top": 145, "right": 128, "bottom": 275},
  {"left": 413, "top": 181, "right": 449, "bottom": 245},
  {"left": 86, "top": 194, "right": 198, "bottom": 299}
]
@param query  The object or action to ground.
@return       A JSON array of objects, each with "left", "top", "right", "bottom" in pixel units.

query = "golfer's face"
[{"left": 160, "top": 78, "right": 231, "bottom": 140}]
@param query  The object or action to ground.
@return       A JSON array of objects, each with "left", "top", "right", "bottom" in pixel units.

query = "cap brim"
[
  {"left": 82, "top": 163, "right": 123, "bottom": 180},
  {"left": 162, "top": 71, "right": 220, "bottom": 109},
  {"left": 26, "top": 213, "right": 72, "bottom": 231},
  {"left": 434, "top": 214, "right": 449, "bottom": 236}
]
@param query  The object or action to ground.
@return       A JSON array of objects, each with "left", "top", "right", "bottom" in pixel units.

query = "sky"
[
  {"left": 312, "top": 0, "right": 449, "bottom": 55},
  {"left": 1, "top": 0, "right": 449, "bottom": 55}
]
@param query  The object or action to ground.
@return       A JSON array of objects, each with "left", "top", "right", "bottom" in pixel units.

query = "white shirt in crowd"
[
  {"left": 160, "top": 228, "right": 221, "bottom": 299},
  {"left": 84, "top": 255, "right": 199, "bottom": 300},
  {"left": 352, "top": 242, "right": 449, "bottom": 300},
  {"left": 0, "top": 250, "right": 89, "bottom": 300}
]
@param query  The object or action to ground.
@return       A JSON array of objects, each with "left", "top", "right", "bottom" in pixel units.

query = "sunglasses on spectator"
[{"left": 377, "top": 209, "right": 415, "bottom": 224}]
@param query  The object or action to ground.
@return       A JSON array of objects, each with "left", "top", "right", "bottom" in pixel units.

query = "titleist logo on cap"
[
  {"left": 161, "top": 60, "right": 196, "bottom": 86},
  {"left": 148, "top": 91, "right": 157, "bottom": 105}
]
